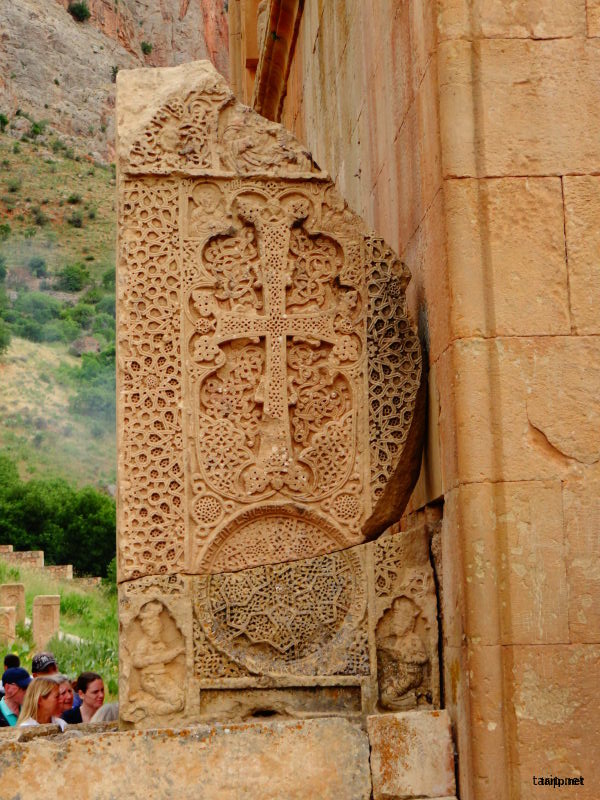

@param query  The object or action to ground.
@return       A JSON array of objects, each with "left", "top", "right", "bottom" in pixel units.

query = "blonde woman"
[{"left": 17, "top": 676, "right": 67, "bottom": 731}]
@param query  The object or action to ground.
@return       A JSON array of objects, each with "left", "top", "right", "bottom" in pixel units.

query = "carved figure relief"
[
  {"left": 121, "top": 599, "right": 186, "bottom": 723},
  {"left": 373, "top": 530, "right": 440, "bottom": 710},
  {"left": 376, "top": 597, "right": 429, "bottom": 709}
]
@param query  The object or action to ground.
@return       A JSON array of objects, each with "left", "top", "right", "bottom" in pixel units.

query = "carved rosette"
[{"left": 117, "top": 62, "right": 424, "bottom": 716}]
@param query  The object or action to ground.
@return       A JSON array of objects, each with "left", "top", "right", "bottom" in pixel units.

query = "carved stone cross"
[{"left": 116, "top": 61, "right": 428, "bottom": 729}]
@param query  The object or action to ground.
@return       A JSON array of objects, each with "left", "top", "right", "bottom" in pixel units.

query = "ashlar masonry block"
[{"left": 368, "top": 709, "right": 456, "bottom": 799}]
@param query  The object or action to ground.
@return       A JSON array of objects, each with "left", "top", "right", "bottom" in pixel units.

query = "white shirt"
[{"left": 19, "top": 716, "right": 67, "bottom": 731}]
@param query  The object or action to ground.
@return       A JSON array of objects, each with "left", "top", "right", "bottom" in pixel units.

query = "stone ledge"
[{"left": 0, "top": 717, "right": 371, "bottom": 800}]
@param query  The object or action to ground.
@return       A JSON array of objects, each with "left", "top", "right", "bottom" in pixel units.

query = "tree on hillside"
[{"left": 0, "top": 455, "right": 115, "bottom": 576}]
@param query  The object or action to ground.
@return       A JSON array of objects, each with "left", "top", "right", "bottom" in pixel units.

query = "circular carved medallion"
[
  {"left": 195, "top": 546, "right": 366, "bottom": 675},
  {"left": 201, "top": 504, "right": 351, "bottom": 573}
]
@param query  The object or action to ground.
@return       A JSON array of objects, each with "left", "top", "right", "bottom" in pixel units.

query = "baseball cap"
[
  {"left": 31, "top": 652, "right": 57, "bottom": 673},
  {"left": 2, "top": 667, "right": 32, "bottom": 689}
]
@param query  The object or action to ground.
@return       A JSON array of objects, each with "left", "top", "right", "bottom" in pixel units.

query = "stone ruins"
[
  {"left": 32, "top": 594, "right": 60, "bottom": 650},
  {"left": 0, "top": 583, "right": 25, "bottom": 623},
  {"left": 116, "top": 61, "right": 431, "bottom": 729}
]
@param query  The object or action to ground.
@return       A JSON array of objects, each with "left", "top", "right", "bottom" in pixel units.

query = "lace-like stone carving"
[
  {"left": 118, "top": 178, "right": 185, "bottom": 581},
  {"left": 366, "top": 237, "right": 421, "bottom": 503},
  {"left": 193, "top": 547, "right": 369, "bottom": 677}
]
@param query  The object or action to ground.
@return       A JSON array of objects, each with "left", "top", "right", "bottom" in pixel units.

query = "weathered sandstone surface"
[
  {"left": 0, "top": 0, "right": 228, "bottom": 161},
  {"left": 0, "top": 717, "right": 371, "bottom": 799}
]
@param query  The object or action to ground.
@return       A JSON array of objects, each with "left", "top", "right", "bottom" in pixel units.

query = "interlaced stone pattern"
[{"left": 116, "top": 62, "right": 426, "bottom": 728}]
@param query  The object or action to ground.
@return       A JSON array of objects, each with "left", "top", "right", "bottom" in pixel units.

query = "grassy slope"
[{"left": 0, "top": 130, "right": 117, "bottom": 487}]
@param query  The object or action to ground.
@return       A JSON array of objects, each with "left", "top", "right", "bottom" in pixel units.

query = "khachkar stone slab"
[
  {"left": 0, "top": 606, "right": 16, "bottom": 644},
  {"left": 0, "top": 583, "right": 25, "bottom": 623},
  {"left": 32, "top": 595, "right": 60, "bottom": 649},
  {"left": 116, "top": 61, "right": 425, "bottom": 728}
]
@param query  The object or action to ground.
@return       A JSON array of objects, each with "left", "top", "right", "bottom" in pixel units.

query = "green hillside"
[{"left": 0, "top": 118, "right": 117, "bottom": 488}]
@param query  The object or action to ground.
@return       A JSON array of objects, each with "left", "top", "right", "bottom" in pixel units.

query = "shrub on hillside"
[
  {"left": 82, "top": 285, "right": 103, "bottom": 305},
  {"left": 6, "top": 177, "right": 21, "bottom": 193},
  {"left": 91, "top": 312, "right": 115, "bottom": 342},
  {"left": 31, "top": 206, "right": 49, "bottom": 226},
  {"left": 0, "top": 114, "right": 8, "bottom": 133},
  {"left": 14, "top": 291, "right": 62, "bottom": 324},
  {"left": 67, "top": 210, "right": 83, "bottom": 228},
  {"left": 101, "top": 266, "right": 115, "bottom": 290},
  {"left": 65, "top": 301, "right": 95, "bottom": 328},
  {"left": 12, "top": 318, "right": 44, "bottom": 342},
  {"left": 56, "top": 262, "right": 90, "bottom": 291},
  {"left": 96, "top": 295, "right": 115, "bottom": 317},
  {"left": 27, "top": 256, "right": 47, "bottom": 277},
  {"left": 0, "top": 318, "right": 10, "bottom": 355},
  {"left": 68, "top": 347, "right": 116, "bottom": 425},
  {"left": 141, "top": 41, "right": 153, "bottom": 55},
  {"left": 67, "top": 2, "right": 91, "bottom": 22},
  {"left": 0, "top": 255, "right": 6, "bottom": 282}
]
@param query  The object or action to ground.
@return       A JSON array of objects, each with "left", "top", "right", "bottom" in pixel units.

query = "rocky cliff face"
[{"left": 0, "top": 0, "right": 228, "bottom": 161}]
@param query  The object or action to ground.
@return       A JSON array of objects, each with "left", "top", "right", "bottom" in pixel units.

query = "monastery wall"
[{"left": 230, "top": 2, "right": 600, "bottom": 798}]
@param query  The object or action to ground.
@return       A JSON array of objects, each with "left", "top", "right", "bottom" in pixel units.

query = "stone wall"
[
  {"left": 44, "top": 564, "right": 73, "bottom": 581},
  {"left": 0, "top": 712, "right": 456, "bottom": 800},
  {"left": 1, "top": 550, "right": 44, "bottom": 569},
  {"left": 230, "top": 3, "right": 600, "bottom": 798}
]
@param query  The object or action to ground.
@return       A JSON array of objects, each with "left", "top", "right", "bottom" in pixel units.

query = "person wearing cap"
[
  {"left": 31, "top": 652, "right": 58, "bottom": 677},
  {"left": 0, "top": 654, "right": 20, "bottom": 698},
  {"left": 0, "top": 667, "right": 32, "bottom": 726}
]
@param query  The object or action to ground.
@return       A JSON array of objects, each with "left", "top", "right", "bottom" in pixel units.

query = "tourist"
[
  {"left": 0, "top": 654, "right": 20, "bottom": 697},
  {"left": 62, "top": 672, "right": 104, "bottom": 724},
  {"left": 17, "top": 676, "right": 66, "bottom": 730},
  {"left": 91, "top": 702, "right": 118, "bottom": 723},
  {"left": 0, "top": 667, "right": 31, "bottom": 726},
  {"left": 3, "top": 654, "right": 20, "bottom": 670},
  {"left": 55, "top": 673, "right": 75, "bottom": 713},
  {"left": 31, "top": 652, "right": 58, "bottom": 677}
]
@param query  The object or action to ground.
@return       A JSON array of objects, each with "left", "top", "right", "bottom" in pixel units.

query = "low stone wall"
[
  {"left": 73, "top": 576, "right": 102, "bottom": 587},
  {"left": 0, "top": 548, "right": 79, "bottom": 581},
  {"left": 1, "top": 550, "right": 44, "bottom": 568},
  {"left": 0, "top": 711, "right": 457, "bottom": 800},
  {"left": 0, "top": 718, "right": 371, "bottom": 799},
  {"left": 44, "top": 564, "right": 73, "bottom": 581}
]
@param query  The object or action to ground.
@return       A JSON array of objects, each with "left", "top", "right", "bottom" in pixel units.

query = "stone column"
[
  {"left": 0, "top": 583, "right": 25, "bottom": 623},
  {"left": 0, "top": 606, "right": 16, "bottom": 644},
  {"left": 32, "top": 595, "right": 60, "bottom": 650}
]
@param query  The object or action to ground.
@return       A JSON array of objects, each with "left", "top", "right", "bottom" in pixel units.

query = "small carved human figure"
[
  {"left": 189, "top": 183, "right": 227, "bottom": 237},
  {"left": 129, "top": 600, "right": 185, "bottom": 716},
  {"left": 376, "top": 596, "right": 429, "bottom": 710}
]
